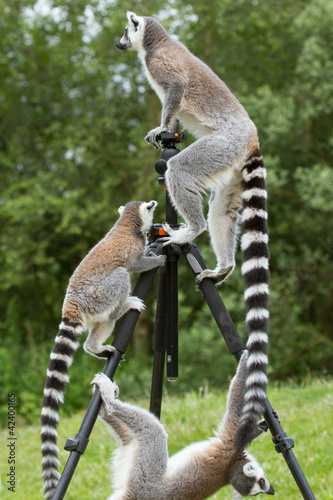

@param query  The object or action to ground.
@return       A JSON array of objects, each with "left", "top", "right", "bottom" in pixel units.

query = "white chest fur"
[
  {"left": 138, "top": 49, "right": 165, "bottom": 103},
  {"left": 177, "top": 110, "right": 211, "bottom": 139},
  {"left": 137, "top": 47, "right": 210, "bottom": 138}
]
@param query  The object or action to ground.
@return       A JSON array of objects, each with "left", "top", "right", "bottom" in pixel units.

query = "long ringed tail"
[
  {"left": 234, "top": 149, "right": 270, "bottom": 450},
  {"left": 41, "top": 318, "right": 83, "bottom": 499}
]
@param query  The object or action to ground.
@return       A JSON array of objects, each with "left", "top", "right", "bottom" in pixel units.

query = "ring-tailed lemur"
[
  {"left": 41, "top": 200, "right": 166, "bottom": 500},
  {"left": 92, "top": 350, "right": 274, "bottom": 499},
  {"left": 117, "top": 12, "right": 270, "bottom": 450}
]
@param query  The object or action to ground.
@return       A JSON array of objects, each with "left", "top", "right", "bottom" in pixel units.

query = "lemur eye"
[{"left": 259, "top": 478, "right": 265, "bottom": 488}]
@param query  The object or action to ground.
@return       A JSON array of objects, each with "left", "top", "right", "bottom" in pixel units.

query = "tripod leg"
[
  {"left": 150, "top": 246, "right": 180, "bottom": 417},
  {"left": 166, "top": 252, "right": 179, "bottom": 381},
  {"left": 51, "top": 264, "right": 159, "bottom": 500},
  {"left": 183, "top": 243, "right": 244, "bottom": 356},
  {"left": 182, "top": 242, "right": 316, "bottom": 500},
  {"left": 262, "top": 398, "right": 316, "bottom": 500},
  {"left": 150, "top": 265, "right": 167, "bottom": 418}
]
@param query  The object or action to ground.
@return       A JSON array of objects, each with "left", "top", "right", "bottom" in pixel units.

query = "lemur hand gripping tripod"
[{"left": 52, "top": 133, "right": 316, "bottom": 500}]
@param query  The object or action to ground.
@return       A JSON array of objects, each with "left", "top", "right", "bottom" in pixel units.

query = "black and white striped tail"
[
  {"left": 41, "top": 318, "right": 82, "bottom": 499},
  {"left": 234, "top": 149, "right": 270, "bottom": 450}
]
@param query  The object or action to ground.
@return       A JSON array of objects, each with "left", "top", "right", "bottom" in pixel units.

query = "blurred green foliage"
[{"left": 0, "top": 0, "right": 332, "bottom": 423}]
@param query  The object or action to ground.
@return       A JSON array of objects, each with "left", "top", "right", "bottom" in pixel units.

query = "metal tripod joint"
[
  {"left": 272, "top": 432, "right": 295, "bottom": 453},
  {"left": 64, "top": 433, "right": 89, "bottom": 455}
]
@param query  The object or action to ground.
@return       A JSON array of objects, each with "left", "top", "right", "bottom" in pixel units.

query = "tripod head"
[
  {"left": 159, "top": 130, "right": 187, "bottom": 149},
  {"left": 155, "top": 131, "right": 187, "bottom": 180}
]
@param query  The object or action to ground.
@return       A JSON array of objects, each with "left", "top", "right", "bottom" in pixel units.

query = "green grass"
[{"left": 0, "top": 379, "right": 332, "bottom": 499}]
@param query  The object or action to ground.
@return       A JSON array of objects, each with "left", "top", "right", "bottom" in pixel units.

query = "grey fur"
[
  {"left": 41, "top": 200, "right": 166, "bottom": 499},
  {"left": 117, "top": 12, "right": 258, "bottom": 279},
  {"left": 92, "top": 351, "right": 274, "bottom": 499},
  {"left": 117, "top": 12, "right": 271, "bottom": 450}
]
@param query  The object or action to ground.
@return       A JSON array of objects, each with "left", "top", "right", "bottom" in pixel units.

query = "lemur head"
[
  {"left": 116, "top": 12, "right": 169, "bottom": 53},
  {"left": 116, "top": 12, "right": 145, "bottom": 51},
  {"left": 118, "top": 200, "right": 158, "bottom": 233},
  {"left": 229, "top": 453, "right": 274, "bottom": 499},
  {"left": 139, "top": 200, "right": 158, "bottom": 231}
]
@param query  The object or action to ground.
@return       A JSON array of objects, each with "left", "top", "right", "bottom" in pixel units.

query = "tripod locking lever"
[
  {"left": 64, "top": 433, "right": 89, "bottom": 455},
  {"left": 272, "top": 432, "right": 295, "bottom": 453}
]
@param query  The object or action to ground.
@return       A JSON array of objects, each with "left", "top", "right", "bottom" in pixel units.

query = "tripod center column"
[{"left": 155, "top": 144, "right": 182, "bottom": 225}]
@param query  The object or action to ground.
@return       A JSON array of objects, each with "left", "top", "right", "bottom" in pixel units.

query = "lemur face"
[
  {"left": 116, "top": 11, "right": 145, "bottom": 51},
  {"left": 117, "top": 201, "right": 158, "bottom": 232},
  {"left": 140, "top": 200, "right": 158, "bottom": 232},
  {"left": 230, "top": 454, "right": 274, "bottom": 498}
]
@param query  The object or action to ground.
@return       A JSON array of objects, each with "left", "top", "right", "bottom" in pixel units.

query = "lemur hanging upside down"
[
  {"left": 117, "top": 12, "right": 270, "bottom": 450},
  {"left": 41, "top": 201, "right": 166, "bottom": 500},
  {"left": 92, "top": 350, "right": 274, "bottom": 500}
]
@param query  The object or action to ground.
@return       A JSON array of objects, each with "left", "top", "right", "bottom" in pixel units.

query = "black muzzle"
[{"left": 116, "top": 41, "right": 127, "bottom": 50}]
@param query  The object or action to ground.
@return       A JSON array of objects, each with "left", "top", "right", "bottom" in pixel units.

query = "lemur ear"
[
  {"left": 232, "top": 488, "right": 243, "bottom": 500},
  {"left": 243, "top": 463, "right": 256, "bottom": 478},
  {"left": 118, "top": 206, "right": 124, "bottom": 215},
  {"left": 126, "top": 11, "right": 140, "bottom": 30}
]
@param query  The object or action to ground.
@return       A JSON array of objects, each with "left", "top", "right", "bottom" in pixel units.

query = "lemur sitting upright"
[
  {"left": 92, "top": 350, "right": 274, "bottom": 500},
  {"left": 116, "top": 12, "right": 270, "bottom": 450},
  {"left": 41, "top": 201, "right": 166, "bottom": 500}
]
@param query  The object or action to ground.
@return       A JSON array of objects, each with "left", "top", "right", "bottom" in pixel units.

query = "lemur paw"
[
  {"left": 161, "top": 224, "right": 200, "bottom": 246},
  {"left": 84, "top": 343, "right": 116, "bottom": 359},
  {"left": 148, "top": 252, "right": 167, "bottom": 266},
  {"left": 127, "top": 296, "right": 146, "bottom": 312},
  {"left": 196, "top": 264, "right": 235, "bottom": 285},
  {"left": 91, "top": 373, "right": 119, "bottom": 400},
  {"left": 156, "top": 223, "right": 187, "bottom": 242},
  {"left": 145, "top": 127, "right": 167, "bottom": 149},
  {"left": 162, "top": 223, "right": 187, "bottom": 234}
]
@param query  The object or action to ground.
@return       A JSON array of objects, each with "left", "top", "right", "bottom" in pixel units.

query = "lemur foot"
[
  {"left": 91, "top": 373, "right": 119, "bottom": 402},
  {"left": 84, "top": 343, "right": 116, "bottom": 359},
  {"left": 157, "top": 223, "right": 186, "bottom": 242},
  {"left": 196, "top": 263, "right": 235, "bottom": 285},
  {"left": 257, "top": 409, "right": 280, "bottom": 433},
  {"left": 161, "top": 223, "right": 201, "bottom": 246},
  {"left": 126, "top": 296, "right": 146, "bottom": 312},
  {"left": 257, "top": 419, "right": 269, "bottom": 433}
]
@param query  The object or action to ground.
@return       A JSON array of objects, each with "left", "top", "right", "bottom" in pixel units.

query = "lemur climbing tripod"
[{"left": 52, "top": 133, "right": 316, "bottom": 500}]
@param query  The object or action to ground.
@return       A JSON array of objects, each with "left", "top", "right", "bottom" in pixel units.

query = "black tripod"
[{"left": 52, "top": 133, "right": 316, "bottom": 500}]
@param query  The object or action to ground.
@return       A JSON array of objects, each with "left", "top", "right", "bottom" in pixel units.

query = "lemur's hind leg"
[
  {"left": 92, "top": 374, "right": 134, "bottom": 445},
  {"left": 163, "top": 133, "right": 245, "bottom": 247},
  {"left": 163, "top": 167, "right": 207, "bottom": 245},
  {"left": 83, "top": 268, "right": 145, "bottom": 358},
  {"left": 197, "top": 178, "right": 242, "bottom": 284},
  {"left": 84, "top": 320, "right": 117, "bottom": 358},
  {"left": 92, "top": 373, "right": 168, "bottom": 496},
  {"left": 92, "top": 373, "right": 167, "bottom": 444}
]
